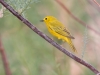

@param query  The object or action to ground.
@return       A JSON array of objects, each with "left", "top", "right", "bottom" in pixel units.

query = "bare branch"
[
  {"left": 88, "top": 0, "right": 100, "bottom": 12},
  {"left": 93, "top": 0, "right": 100, "bottom": 7},
  {"left": 0, "top": 37, "right": 12, "bottom": 75},
  {"left": 97, "top": 73, "right": 100, "bottom": 75},
  {"left": 55, "top": 0, "right": 100, "bottom": 36},
  {"left": 0, "top": 0, "right": 99, "bottom": 74}
]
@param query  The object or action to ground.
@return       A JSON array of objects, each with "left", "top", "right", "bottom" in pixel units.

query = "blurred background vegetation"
[{"left": 0, "top": 0, "right": 100, "bottom": 75}]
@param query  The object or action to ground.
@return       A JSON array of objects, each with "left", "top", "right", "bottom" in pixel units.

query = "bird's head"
[{"left": 40, "top": 16, "right": 57, "bottom": 23}]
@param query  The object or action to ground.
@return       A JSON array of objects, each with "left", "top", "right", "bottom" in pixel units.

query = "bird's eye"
[{"left": 45, "top": 18, "right": 47, "bottom": 20}]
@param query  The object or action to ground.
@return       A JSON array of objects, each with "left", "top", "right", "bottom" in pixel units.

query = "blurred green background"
[{"left": 0, "top": 0, "right": 100, "bottom": 75}]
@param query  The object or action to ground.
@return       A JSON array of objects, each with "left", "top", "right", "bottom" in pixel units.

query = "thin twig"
[
  {"left": 55, "top": 0, "right": 100, "bottom": 36},
  {"left": 93, "top": 0, "right": 100, "bottom": 7},
  {"left": 0, "top": 37, "right": 12, "bottom": 75},
  {"left": 0, "top": 0, "right": 99, "bottom": 74},
  {"left": 88, "top": 0, "right": 100, "bottom": 12},
  {"left": 97, "top": 73, "right": 100, "bottom": 75}
]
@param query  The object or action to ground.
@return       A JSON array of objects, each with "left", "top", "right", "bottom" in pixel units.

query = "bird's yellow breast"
[{"left": 47, "top": 25, "right": 65, "bottom": 40}]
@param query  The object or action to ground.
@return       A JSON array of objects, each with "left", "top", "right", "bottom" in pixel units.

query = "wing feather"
[{"left": 50, "top": 21, "right": 75, "bottom": 39}]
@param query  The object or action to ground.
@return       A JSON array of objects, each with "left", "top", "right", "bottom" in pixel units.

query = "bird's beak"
[{"left": 40, "top": 20, "right": 44, "bottom": 22}]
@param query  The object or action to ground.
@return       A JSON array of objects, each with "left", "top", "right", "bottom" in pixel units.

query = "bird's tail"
[{"left": 65, "top": 38, "right": 77, "bottom": 53}]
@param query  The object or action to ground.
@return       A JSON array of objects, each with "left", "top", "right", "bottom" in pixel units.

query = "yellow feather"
[{"left": 41, "top": 16, "right": 77, "bottom": 53}]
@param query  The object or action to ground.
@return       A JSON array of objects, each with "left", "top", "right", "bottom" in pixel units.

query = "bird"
[{"left": 41, "top": 16, "right": 77, "bottom": 53}]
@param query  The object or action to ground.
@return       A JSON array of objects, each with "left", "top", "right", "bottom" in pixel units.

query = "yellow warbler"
[{"left": 41, "top": 16, "right": 77, "bottom": 53}]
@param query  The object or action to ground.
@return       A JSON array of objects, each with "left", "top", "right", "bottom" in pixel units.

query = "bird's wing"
[{"left": 50, "top": 21, "right": 75, "bottom": 39}]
